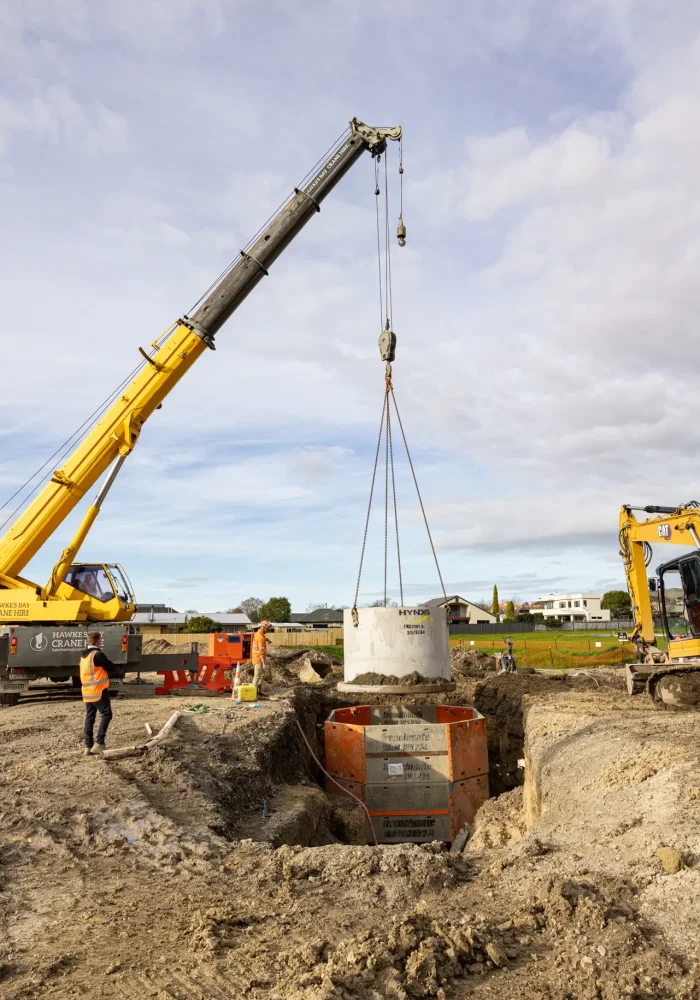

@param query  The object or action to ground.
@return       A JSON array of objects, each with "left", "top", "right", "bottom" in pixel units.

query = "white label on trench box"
[
  {"left": 387, "top": 762, "right": 404, "bottom": 776},
  {"left": 365, "top": 723, "right": 447, "bottom": 754}
]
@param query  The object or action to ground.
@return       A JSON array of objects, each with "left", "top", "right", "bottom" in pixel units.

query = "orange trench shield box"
[{"left": 324, "top": 704, "right": 489, "bottom": 844}]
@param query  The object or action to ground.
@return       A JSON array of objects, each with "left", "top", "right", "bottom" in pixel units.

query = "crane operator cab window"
[
  {"left": 65, "top": 564, "right": 116, "bottom": 604},
  {"left": 660, "top": 553, "right": 700, "bottom": 637},
  {"left": 106, "top": 564, "right": 133, "bottom": 605},
  {"left": 679, "top": 556, "right": 700, "bottom": 635}
]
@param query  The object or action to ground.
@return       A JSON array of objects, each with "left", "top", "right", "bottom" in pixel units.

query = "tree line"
[
  {"left": 472, "top": 586, "right": 633, "bottom": 625},
  {"left": 177, "top": 589, "right": 635, "bottom": 634}
]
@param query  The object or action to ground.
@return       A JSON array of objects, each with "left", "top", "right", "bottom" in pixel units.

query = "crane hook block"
[
  {"left": 397, "top": 217, "right": 406, "bottom": 247},
  {"left": 379, "top": 326, "right": 396, "bottom": 362}
]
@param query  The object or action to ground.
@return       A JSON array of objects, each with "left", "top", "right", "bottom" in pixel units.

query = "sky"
[{"left": 2, "top": 1, "right": 700, "bottom": 613}]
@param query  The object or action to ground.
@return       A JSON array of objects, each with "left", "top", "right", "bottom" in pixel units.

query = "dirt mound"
[
  {"left": 142, "top": 638, "right": 176, "bottom": 654},
  {"left": 272, "top": 899, "right": 512, "bottom": 998},
  {"left": 266, "top": 642, "right": 310, "bottom": 661},
  {"left": 451, "top": 648, "right": 497, "bottom": 676},
  {"left": 350, "top": 670, "right": 433, "bottom": 686},
  {"left": 468, "top": 787, "right": 526, "bottom": 851},
  {"left": 267, "top": 644, "right": 339, "bottom": 665},
  {"left": 262, "top": 647, "right": 341, "bottom": 688},
  {"left": 2, "top": 678, "right": 700, "bottom": 999},
  {"left": 142, "top": 638, "right": 208, "bottom": 655}
]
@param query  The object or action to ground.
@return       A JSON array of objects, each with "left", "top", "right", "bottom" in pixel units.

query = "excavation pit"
[
  {"left": 227, "top": 683, "right": 531, "bottom": 849},
  {"left": 4, "top": 664, "right": 699, "bottom": 998}
]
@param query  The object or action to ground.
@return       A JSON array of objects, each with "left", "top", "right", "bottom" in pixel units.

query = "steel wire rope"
[
  {"left": 355, "top": 137, "right": 445, "bottom": 610},
  {"left": 374, "top": 158, "right": 385, "bottom": 332},
  {"left": 386, "top": 394, "right": 404, "bottom": 604},
  {"left": 384, "top": 382, "right": 390, "bottom": 607},
  {"left": 384, "top": 151, "right": 393, "bottom": 324},
  {"left": 389, "top": 387, "right": 448, "bottom": 604},
  {"left": 352, "top": 391, "right": 388, "bottom": 612}
]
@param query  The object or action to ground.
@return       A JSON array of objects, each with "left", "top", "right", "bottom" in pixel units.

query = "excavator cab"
[{"left": 657, "top": 551, "right": 700, "bottom": 645}]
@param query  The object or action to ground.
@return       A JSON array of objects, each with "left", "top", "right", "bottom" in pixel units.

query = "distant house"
[
  {"left": 423, "top": 596, "right": 497, "bottom": 625},
  {"left": 135, "top": 603, "right": 178, "bottom": 615},
  {"left": 290, "top": 609, "right": 344, "bottom": 628},
  {"left": 265, "top": 622, "right": 313, "bottom": 633},
  {"left": 536, "top": 594, "right": 610, "bottom": 624},
  {"left": 130, "top": 610, "right": 251, "bottom": 636}
]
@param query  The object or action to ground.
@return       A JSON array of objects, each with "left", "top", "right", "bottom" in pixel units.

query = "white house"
[
  {"left": 423, "top": 595, "right": 498, "bottom": 625},
  {"left": 536, "top": 594, "right": 610, "bottom": 623}
]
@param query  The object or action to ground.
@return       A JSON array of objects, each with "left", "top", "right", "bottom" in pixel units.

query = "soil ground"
[{"left": 1, "top": 650, "right": 699, "bottom": 998}]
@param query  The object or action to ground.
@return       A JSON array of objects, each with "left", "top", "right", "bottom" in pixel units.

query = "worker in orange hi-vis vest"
[
  {"left": 251, "top": 620, "right": 271, "bottom": 693},
  {"left": 79, "top": 630, "right": 117, "bottom": 756}
]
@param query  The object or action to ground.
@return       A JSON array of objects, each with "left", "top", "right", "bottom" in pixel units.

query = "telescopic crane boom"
[{"left": 0, "top": 118, "right": 402, "bottom": 625}]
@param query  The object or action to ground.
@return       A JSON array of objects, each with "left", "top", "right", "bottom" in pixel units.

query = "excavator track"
[{"left": 646, "top": 664, "right": 700, "bottom": 708}]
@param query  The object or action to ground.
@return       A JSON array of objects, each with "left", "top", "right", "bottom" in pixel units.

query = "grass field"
[
  {"left": 280, "top": 634, "right": 646, "bottom": 670},
  {"left": 450, "top": 630, "right": 636, "bottom": 669},
  {"left": 279, "top": 644, "right": 345, "bottom": 663}
]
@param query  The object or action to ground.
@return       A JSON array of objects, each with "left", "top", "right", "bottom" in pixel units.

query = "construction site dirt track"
[{"left": 1, "top": 652, "right": 699, "bottom": 999}]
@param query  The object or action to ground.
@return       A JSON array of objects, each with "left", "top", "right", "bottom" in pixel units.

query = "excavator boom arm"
[
  {"left": 0, "top": 119, "right": 401, "bottom": 586},
  {"left": 620, "top": 503, "right": 700, "bottom": 644}
]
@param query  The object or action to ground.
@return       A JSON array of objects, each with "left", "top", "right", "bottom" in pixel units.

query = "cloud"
[
  {"left": 0, "top": 86, "right": 127, "bottom": 159},
  {"left": 4, "top": 3, "right": 700, "bottom": 611}
]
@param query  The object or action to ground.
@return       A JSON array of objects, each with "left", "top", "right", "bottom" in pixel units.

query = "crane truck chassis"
[{"left": 0, "top": 624, "right": 198, "bottom": 703}]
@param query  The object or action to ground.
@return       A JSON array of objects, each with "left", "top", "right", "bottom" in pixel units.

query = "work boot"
[
  {"left": 82, "top": 747, "right": 92, "bottom": 757},
  {"left": 90, "top": 744, "right": 105, "bottom": 756}
]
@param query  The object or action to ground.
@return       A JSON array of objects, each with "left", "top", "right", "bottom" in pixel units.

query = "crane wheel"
[{"left": 0, "top": 693, "right": 20, "bottom": 707}]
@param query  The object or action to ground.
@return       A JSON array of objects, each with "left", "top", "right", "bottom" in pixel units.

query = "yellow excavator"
[
  {"left": 0, "top": 118, "right": 402, "bottom": 704},
  {"left": 619, "top": 502, "right": 700, "bottom": 706}
]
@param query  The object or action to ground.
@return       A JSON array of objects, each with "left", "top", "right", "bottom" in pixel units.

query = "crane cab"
[
  {"left": 58, "top": 562, "right": 135, "bottom": 622},
  {"left": 656, "top": 552, "right": 700, "bottom": 662},
  {"left": 0, "top": 562, "right": 135, "bottom": 624}
]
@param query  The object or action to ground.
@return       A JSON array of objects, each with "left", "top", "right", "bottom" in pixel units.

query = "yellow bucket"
[{"left": 237, "top": 683, "right": 258, "bottom": 702}]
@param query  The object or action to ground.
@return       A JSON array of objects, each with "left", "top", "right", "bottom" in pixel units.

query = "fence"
[
  {"left": 535, "top": 620, "right": 621, "bottom": 631},
  {"left": 450, "top": 622, "right": 538, "bottom": 635},
  {"left": 451, "top": 619, "right": 689, "bottom": 635},
  {"left": 270, "top": 629, "right": 343, "bottom": 647},
  {"left": 140, "top": 629, "right": 344, "bottom": 650}
]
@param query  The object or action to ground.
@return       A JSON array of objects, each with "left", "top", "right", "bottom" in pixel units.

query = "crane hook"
[{"left": 397, "top": 216, "right": 406, "bottom": 247}]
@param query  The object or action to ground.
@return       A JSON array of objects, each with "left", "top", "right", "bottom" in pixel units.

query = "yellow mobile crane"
[
  {"left": 620, "top": 502, "right": 700, "bottom": 706},
  {"left": 0, "top": 118, "right": 402, "bottom": 704}
]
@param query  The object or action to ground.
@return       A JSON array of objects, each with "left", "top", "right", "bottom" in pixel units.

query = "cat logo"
[{"left": 658, "top": 524, "right": 672, "bottom": 540}]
